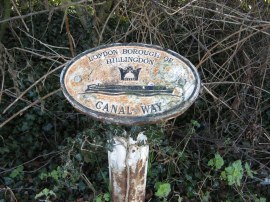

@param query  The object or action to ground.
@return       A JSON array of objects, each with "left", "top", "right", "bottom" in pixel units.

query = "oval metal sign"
[{"left": 60, "top": 43, "right": 200, "bottom": 125}]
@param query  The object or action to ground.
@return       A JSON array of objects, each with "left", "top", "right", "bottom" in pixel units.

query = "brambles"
[{"left": 0, "top": 0, "right": 270, "bottom": 201}]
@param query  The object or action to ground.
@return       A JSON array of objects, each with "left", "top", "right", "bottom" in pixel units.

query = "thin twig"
[
  {"left": 98, "top": 0, "right": 122, "bottom": 45},
  {"left": 81, "top": 174, "right": 96, "bottom": 197},
  {"left": 0, "top": 89, "right": 61, "bottom": 128},
  {"left": 0, "top": 0, "right": 103, "bottom": 24},
  {"left": 203, "top": 81, "right": 270, "bottom": 95},
  {"left": 10, "top": 0, "right": 29, "bottom": 32},
  {"left": 65, "top": 12, "right": 76, "bottom": 57},
  {"left": 155, "top": 0, "right": 198, "bottom": 15},
  {"left": 202, "top": 84, "right": 244, "bottom": 122},
  {"left": 0, "top": 150, "right": 64, "bottom": 174},
  {"left": 2, "top": 63, "right": 66, "bottom": 114},
  {"left": 14, "top": 47, "right": 66, "bottom": 64}
]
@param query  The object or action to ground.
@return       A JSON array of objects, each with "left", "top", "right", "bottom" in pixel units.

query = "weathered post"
[
  {"left": 60, "top": 43, "right": 200, "bottom": 201},
  {"left": 108, "top": 133, "right": 149, "bottom": 202}
]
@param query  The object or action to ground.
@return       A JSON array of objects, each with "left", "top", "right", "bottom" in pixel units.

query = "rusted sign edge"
[{"left": 60, "top": 43, "right": 201, "bottom": 125}]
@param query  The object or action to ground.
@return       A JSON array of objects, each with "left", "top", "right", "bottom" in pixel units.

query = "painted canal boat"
[{"left": 84, "top": 84, "right": 174, "bottom": 96}]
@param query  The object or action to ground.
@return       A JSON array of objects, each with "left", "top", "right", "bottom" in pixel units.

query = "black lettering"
[
  {"left": 148, "top": 51, "right": 154, "bottom": 57},
  {"left": 103, "top": 103, "right": 109, "bottom": 112},
  {"left": 103, "top": 51, "right": 108, "bottom": 57},
  {"left": 128, "top": 57, "right": 133, "bottom": 62},
  {"left": 144, "top": 58, "right": 148, "bottom": 64},
  {"left": 156, "top": 103, "right": 162, "bottom": 111},
  {"left": 96, "top": 101, "right": 103, "bottom": 109},
  {"left": 133, "top": 57, "right": 138, "bottom": 62},
  {"left": 111, "top": 105, "right": 118, "bottom": 113},
  {"left": 127, "top": 106, "right": 132, "bottom": 115},
  {"left": 118, "top": 106, "right": 125, "bottom": 114},
  {"left": 151, "top": 104, "right": 157, "bottom": 113},
  {"left": 106, "top": 58, "right": 113, "bottom": 64},
  {"left": 141, "top": 105, "right": 150, "bottom": 114},
  {"left": 88, "top": 56, "right": 94, "bottom": 62},
  {"left": 107, "top": 56, "right": 154, "bottom": 65}
]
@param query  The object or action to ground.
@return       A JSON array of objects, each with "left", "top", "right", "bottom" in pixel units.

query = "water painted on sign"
[{"left": 60, "top": 43, "right": 200, "bottom": 125}]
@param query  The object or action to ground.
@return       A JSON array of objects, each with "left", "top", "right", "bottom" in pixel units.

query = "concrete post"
[{"left": 108, "top": 132, "right": 149, "bottom": 202}]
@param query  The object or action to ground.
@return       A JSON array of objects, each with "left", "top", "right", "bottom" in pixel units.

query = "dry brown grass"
[{"left": 0, "top": 0, "right": 269, "bottom": 200}]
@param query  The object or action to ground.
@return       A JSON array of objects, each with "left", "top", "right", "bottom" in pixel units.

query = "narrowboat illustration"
[{"left": 84, "top": 84, "right": 174, "bottom": 96}]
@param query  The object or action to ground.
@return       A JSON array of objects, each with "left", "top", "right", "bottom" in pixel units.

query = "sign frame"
[{"left": 60, "top": 43, "right": 201, "bottom": 125}]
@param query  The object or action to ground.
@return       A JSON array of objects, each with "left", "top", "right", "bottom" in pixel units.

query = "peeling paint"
[{"left": 108, "top": 133, "right": 149, "bottom": 202}]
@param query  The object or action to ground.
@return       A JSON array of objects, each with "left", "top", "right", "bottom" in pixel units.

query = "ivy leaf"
[
  {"left": 35, "top": 189, "right": 46, "bottom": 199},
  {"left": 155, "top": 182, "right": 171, "bottom": 199},
  {"left": 39, "top": 172, "right": 48, "bottom": 180},
  {"left": 104, "top": 193, "right": 110, "bottom": 201},
  {"left": 255, "top": 197, "right": 266, "bottom": 202},
  {"left": 94, "top": 195, "right": 102, "bottom": 202},
  {"left": 9, "top": 165, "right": 24, "bottom": 179},
  {"left": 35, "top": 188, "right": 56, "bottom": 199},
  {"left": 50, "top": 170, "right": 59, "bottom": 181}
]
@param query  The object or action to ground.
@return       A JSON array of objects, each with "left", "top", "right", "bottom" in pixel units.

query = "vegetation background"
[{"left": 0, "top": 0, "right": 270, "bottom": 201}]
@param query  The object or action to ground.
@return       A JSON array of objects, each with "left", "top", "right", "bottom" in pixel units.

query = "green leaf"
[
  {"left": 202, "top": 191, "right": 210, "bottom": 202},
  {"left": 35, "top": 188, "right": 56, "bottom": 199},
  {"left": 35, "top": 190, "right": 45, "bottom": 199},
  {"left": 155, "top": 182, "right": 171, "bottom": 199},
  {"left": 221, "top": 160, "right": 243, "bottom": 186},
  {"left": 43, "top": 188, "right": 50, "bottom": 196},
  {"left": 39, "top": 172, "right": 48, "bottom": 180},
  {"left": 9, "top": 165, "right": 24, "bottom": 179},
  {"left": 256, "top": 197, "right": 266, "bottom": 202},
  {"left": 244, "top": 162, "right": 256, "bottom": 178},
  {"left": 208, "top": 153, "right": 224, "bottom": 170},
  {"left": 104, "top": 193, "right": 110, "bottom": 201},
  {"left": 191, "top": 120, "right": 200, "bottom": 127},
  {"left": 220, "top": 171, "right": 226, "bottom": 180},
  {"left": 48, "top": 190, "right": 56, "bottom": 197},
  {"left": 94, "top": 195, "right": 102, "bottom": 202},
  {"left": 49, "top": 170, "right": 59, "bottom": 181}
]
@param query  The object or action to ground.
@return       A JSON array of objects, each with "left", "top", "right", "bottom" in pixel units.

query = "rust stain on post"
[
  {"left": 111, "top": 170, "right": 127, "bottom": 202},
  {"left": 128, "top": 159, "right": 147, "bottom": 201},
  {"left": 108, "top": 134, "right": 149, "bottom": 202}
]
